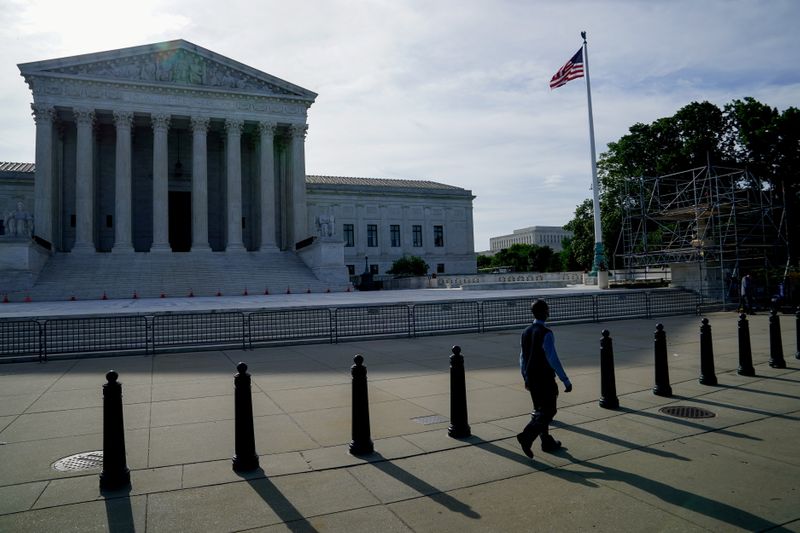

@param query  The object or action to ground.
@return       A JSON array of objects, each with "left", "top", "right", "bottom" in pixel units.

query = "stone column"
[
  {"left": 112, "top": 111, "right": 134, "bottom": 253},
  {"left": 190, "top": 116, "right": 211, "bottom": 252},
  {"left": 289, "top": 124, "right": 309, "bottom": 247},
  {"left": 151, "top": 113, "right": 171, "bottom": 252},
  {"left": 225, "top": 118, "right": 245, "bottom": 251},
  {"left": 32, "top": 104, "right": 55, "bottom": 245},
  {"left": 72, "top": 107, "right": 95, "bottom": 253},
  {"left": 258, "top": 121, "right": 278, "bottom": 251}
]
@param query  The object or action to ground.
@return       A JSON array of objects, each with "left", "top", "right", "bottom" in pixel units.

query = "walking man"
[
  {"left": 741, "top": 273, "right": 755, "bottom": 315},
  {"left": 516, "top": 299, "right": 572, "bottom": 459}
]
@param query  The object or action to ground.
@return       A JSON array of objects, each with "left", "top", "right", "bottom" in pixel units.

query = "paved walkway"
[{"left": 0, "top": 310, "right": 798, "bottom": 531}]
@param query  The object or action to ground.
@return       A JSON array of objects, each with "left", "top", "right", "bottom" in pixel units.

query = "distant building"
[{"left": 489, "top": 225, "right": 572, "bottom": 253}]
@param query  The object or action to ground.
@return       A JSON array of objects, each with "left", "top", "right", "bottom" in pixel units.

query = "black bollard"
[
  {"left": 448, "top": 345, "right": 471, "bottom": 438},
  {"left": 599, "top": 330, "right": 619, "bottom": 409},
  {"left": 737, "top": 313, "right": 756, "bottom": 376},
  {"left": 653, "top": 324, "right": 673, "bottom": 397},
  {"left": 99, "top": 371, "right": 130, "bottom": 490},
  {"left": 699, "top": 318, "right": 718, "bottom": 385},
  {"left": 349, "top": 354, "right": 374, "bottom": 456},
  {"left": 232, "top": 362, "right": 259, "bottom": 472},
  {"left": 768, "top": 309, "right": 787, "bottom": 368},
  {"left": 795, "top": 308, "right": 800, "bottom": 360}
]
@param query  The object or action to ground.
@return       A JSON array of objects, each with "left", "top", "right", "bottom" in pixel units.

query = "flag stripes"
[{"left": 549, "top": 48, "right": 584, "bottom": 89}]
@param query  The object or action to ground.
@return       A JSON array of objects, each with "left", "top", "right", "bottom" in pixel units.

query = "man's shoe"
[
  {"left": 540, "top": 435, "right": 562, "bottom": 453},
  {"left": 516, "top": 433, "right": 533, "bottom": 459}
]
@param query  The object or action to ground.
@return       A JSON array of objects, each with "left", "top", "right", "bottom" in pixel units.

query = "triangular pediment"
[{"left": 18, "top": 39, "right": 316, "bottom": 100}]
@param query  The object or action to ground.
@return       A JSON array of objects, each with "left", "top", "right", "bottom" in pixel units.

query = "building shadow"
[
  {"left": 369, "top": 453, "right": 480, "bottom": 519},
  {"left": 544, "top": 449, "right": 791, "bottom": 532},
  {"left": 102, "top": 486, "right": 136, "bottom": 533},
  {"left": 244, "top": 468, "right": 320, "bottom": 533}
]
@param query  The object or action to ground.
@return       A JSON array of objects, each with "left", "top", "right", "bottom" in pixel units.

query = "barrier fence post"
[
  {"left": 232, "top": 362, "right": 259, "bottom": 472},
  {"left": 599, "top": 329, "right": 619, "bottom": 409},
  {"left": 699, "top": 318, "right": 718, "bottom": 385},
  {"left": 448, "top": 345, "right": 471, "bottom": 438},
  {"left": 653, "top": 324, "right": 673, "bottom": 397},
  {"left": 737, "top": 313, "right": 755, "bottom": 376},
  {"left": 769, "top": 308, "right": 787, "bottom": 369},
  {"left": 99, "top": 371, "right": 130, "bottom": 490},
  {"left": 349, "top": 354, "right": 374, "bottom": 456}
]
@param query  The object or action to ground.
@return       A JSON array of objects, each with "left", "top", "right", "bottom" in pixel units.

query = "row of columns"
[{"left": 31, "top": 103, "right": 309, "bottom": 253}]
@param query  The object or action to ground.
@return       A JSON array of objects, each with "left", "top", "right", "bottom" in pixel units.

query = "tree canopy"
[{"left": 561, "top": 97, "right": 800, "bottom": 270}]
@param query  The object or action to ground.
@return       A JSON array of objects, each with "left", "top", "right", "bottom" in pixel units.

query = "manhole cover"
[
  {"left": 659, "top": 406, "right": 716, "bottom": 419},
  {"left": 52, "top": 451, "right": 103, "bottom": 472},
  {"left": 411, "top": 415, "right": 449, "bottom": 425}
]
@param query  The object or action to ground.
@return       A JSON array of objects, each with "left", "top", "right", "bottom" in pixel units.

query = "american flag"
[{"left": 549, "top": 48, "right": 584, "bottom": 89}]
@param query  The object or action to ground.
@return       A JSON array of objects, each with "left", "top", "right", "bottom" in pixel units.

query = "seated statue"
[
  {"left": 4, "top": 201, "right": 33, "bottom": 239},
  {"left": 315, "top": 214, "right": 335, "bottom": 239}
]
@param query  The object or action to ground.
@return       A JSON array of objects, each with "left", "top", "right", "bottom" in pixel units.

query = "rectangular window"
[
  {"left": 437, "top": 263, "right": 445, "bottom": 273},
  {"left": 369, "top": 264, "right": 379, "bottom": 274},
  {"left": 346, "top": 264, "right": 355, "bottom": 276},
  {"left": 343, "top": 224, "right": 354, "bottom": 247},
  {"left": 367, "top": 224, "right": 378, "bottom": 247},
  {"left": 390, "top": 224, "right": 401, "bottom": 247},
  {"left": 412, "top": 225, "right": 423, "bottom": 247},
  {"left": 434, "top": 225, "right": 444, "bottom": 247}
]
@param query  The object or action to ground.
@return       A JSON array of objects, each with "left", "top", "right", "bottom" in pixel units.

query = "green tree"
[
  {"left": 476, "top": 254, "right": 492, "bottom": 270},
  {"left": 387, "top": 255, "right": 429, "bottom": 277}
]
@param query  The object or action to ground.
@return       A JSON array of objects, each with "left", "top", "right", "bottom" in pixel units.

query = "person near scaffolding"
[{"left": 740, "top": 273, "right": 755, "bottom": 315}]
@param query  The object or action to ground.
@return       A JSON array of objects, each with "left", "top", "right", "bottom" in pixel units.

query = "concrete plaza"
[{"left": 0, "top": 305, "right": 798, "bottom": 531}]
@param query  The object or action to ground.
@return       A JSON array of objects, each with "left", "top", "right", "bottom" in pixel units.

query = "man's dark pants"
[{"left": 520, "top": 380, "right": 558, "bottom": 443}]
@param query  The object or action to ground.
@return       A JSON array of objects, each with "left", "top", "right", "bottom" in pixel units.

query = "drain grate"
[
  {"left": 411, "top": 415, "right": 450, "bottom": 425},
  {"left": 52, "top": 451, "right": 104, "bottom": 472},
  {"left": 659, "top": 406, "right": 716, "bottom": 419}
]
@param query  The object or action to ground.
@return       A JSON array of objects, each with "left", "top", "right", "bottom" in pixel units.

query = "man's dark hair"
[{"left": 530, "top": 299, "right": 548, "bottom": 320}]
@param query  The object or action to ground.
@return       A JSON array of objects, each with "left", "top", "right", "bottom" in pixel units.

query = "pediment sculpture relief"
[{"left": 51, "top": 49, "right": 293, "bottom": 95}]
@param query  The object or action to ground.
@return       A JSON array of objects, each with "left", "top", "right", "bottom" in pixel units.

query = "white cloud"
[{"left": 1, "top": 0, "right": 798, "bottom": 251}]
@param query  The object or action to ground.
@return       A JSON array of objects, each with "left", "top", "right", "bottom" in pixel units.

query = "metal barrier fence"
[
  {"left": 153, "top": 312, "right": 245, "bottom": 351},
  {"left": 44, "top": 316, "right": 148, "bottom": 358},
  {"left": 0, "top": 289, "right": 701, "bottom": 360},
  {"left": 0, "top": 319, "right": 42, "bottom": 361},
  {"left": 249, "top": 308, "right": 333, "bottom": 347}
]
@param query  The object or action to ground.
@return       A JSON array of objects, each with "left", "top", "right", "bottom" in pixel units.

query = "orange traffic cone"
[
  {"left": 160, "top": 292, "right": 166, "bottom": 298},
  {"left": 24, "top": 295, "right": 32, "bottom": 302},
  {"left": 2, "top": 294, "right": 9, "bottom": 303}
]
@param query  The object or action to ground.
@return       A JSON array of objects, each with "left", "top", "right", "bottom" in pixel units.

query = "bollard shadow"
[
  {"left": 752, "top": 374, "right": 800, "bottom": 384},
  {"left": 618, "top": 406, "right": 761, "bottom": 441},
  {"left": 716, "top": 383, "right": 799, "bottom": 401},
  {"left": 243, "top": 468, "right": 320, "bottom": 533},
  {"left": 544, "top": 449, "right": 790, "bottom": 532},
  {"left": 675, "top": 394, "right": 800, "bottom": 422},
  {"left": 102, "top": 486, "right": 136, "bottom": 533},
  {"left": 369, "top": 453, "right": 480, "bottom": 519}
]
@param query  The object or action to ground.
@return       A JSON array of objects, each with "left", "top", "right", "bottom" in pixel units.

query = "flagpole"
[{"left": 582, "top": 31, "right": 606, "bottom": 281}]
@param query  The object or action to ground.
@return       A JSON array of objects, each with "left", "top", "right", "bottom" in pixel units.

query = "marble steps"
[{"left": 19, "top": 251, "right": 339, "bottom": 302}]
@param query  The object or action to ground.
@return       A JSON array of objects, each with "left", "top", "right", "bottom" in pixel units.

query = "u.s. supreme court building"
[{"left": 1, "top": 40, "right": 476, "bottom": 299}]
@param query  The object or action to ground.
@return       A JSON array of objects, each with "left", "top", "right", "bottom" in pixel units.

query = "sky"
[{"left": 0, "top": 0, "right": 798, "bottom": 252}]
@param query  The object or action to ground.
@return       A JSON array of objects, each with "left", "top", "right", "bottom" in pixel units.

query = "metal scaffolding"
[{"left": 620, "top": 165, "right": 789, "bottom": 302}]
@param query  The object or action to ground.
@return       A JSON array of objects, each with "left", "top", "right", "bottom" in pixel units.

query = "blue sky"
[{"left": 1, "top": 0, "right": 798, "bottom": 251}]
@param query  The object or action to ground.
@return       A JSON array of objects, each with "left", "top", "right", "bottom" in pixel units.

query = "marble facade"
[{"left": 18, "top": 40, "right": 315, "bottom": 253}]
